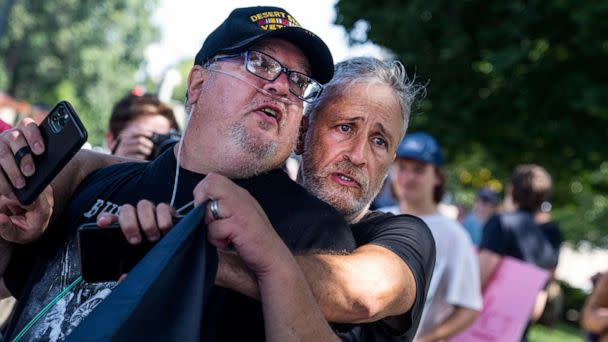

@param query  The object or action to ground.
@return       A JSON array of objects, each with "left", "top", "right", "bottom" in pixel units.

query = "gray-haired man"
[{"left": 0, "top": 21, "right": 434, "bottom": 342}]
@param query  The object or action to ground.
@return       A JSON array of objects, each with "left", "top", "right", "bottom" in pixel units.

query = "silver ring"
[{"left": 209, "top": 199, "right": 221, "bottom": 220}]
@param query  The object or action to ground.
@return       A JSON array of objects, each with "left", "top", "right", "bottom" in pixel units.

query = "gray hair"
[{"left": 304, "top": 56, "right": 424, "bottom": 137}]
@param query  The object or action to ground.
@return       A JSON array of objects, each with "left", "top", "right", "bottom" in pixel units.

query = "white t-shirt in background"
[{"left": 379, "top": 207, "right": 482, "bottom": 340}]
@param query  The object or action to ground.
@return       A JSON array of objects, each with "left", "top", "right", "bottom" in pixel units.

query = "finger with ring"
[
  {"left": 209, "top": 199, "right": 221, "bottom": 220},
  {"left": 14, "top": 146, "right": 32, "bottom": 166}
]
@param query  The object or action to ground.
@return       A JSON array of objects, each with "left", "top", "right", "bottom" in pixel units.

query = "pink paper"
[{"left": 449, "top": 256, "right": 549, "bottom": 342}]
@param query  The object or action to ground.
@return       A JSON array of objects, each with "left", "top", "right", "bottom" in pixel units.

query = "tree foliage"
[
  {"left": 170, "top": 58, "right": 194, "bottom": 104},
  {"left": 336, "top": 0, "right": 608, "bottom": 246},
  {"left": 0, "top": 0, "right": 160, "bottom": 144}
]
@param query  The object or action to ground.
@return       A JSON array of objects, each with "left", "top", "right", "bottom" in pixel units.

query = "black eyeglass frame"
[{"left": 209, "top": 50, "right": 324, "bottom": 103}]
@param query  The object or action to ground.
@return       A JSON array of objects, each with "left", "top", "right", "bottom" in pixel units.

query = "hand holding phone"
[{"left": 12, "top": 101, "right": 87, "bottom": 205}]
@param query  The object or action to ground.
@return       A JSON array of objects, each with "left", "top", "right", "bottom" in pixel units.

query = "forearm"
[
  {"left": 297, "top": 245, "right": 415, "bottom": 323},
  {"left": 50, "top": 149, "right": 133, "bottom": 222},
  {"left": 219, "top": 252, "right": 377, "bottom": 322},
  {"left": 258, "top": 251, "right": 339, "bottom": 342},
  {"left": 215, "top": 251, "right": 259, "bottom": 299},
  {"left": 419, "top": 307, "right": 479, "bottom": 341},
  {"left": 217, "top": 245, "right": 416, "bottom": 324},
  {"left": 478, "top": 249, "right": 501, "bottom": 290}
]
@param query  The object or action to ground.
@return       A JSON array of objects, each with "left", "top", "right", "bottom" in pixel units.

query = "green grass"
[{"left": 528, "top": 323, "right": 584, "bottom": 342}]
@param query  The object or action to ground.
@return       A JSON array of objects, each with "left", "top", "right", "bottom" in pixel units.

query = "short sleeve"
[
  {"left": 444, "top": 228, "right": 483, "bottom": 310},
  {"left": 351, "top": 212, "right": 436, "bottom": 339}
]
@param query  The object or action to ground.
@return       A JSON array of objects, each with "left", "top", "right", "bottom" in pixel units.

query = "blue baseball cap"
[
  {"left": 396, "top": 132, "right": 444, "bottom": 166},
  {"left": 477, "top": 187, "right": 499, "bottom": 204}
]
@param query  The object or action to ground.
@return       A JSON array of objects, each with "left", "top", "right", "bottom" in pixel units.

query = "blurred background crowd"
[{"left": 0, "top": 0, "right": 606, "bottom": 341}]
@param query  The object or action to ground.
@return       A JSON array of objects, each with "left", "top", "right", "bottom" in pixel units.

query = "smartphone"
[
  {"left": 14, "top": 101, "right": 88, "bottom": 205},
  {"left": 78, "top": 222, "right": 157, "bottom": 283}
]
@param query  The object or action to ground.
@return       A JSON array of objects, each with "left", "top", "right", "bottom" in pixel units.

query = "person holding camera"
[{"left": 106, "top": 92, "right": 180, "bottom": 160}]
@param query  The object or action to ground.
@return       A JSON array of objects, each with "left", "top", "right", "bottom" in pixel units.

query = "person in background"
[
  {"left": 530, "top": 200, "right": 565, "bottom": 325},
  {"left": 479, "top": 164, "right": 560, "bottom": 341},
  {"left": 381, "top": 131, "right": 482, "bottom": 342},
  {"left": 462, "top": 187, "right": 499, "bottom": 246},
  {"left": 533, "top": 201, "right": 563, "bottom": 268},
  {"left": 582, "top": 272, "right": 608, "bottom": 342},
  {"left": 106, "top": 92, "right": 180, "bottom": 160}
]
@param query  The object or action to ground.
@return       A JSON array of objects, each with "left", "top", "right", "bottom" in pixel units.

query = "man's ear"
[
  {"left": 295, "top": 116, "right": 309, "bottom": 155},
  {"left": 186, "top": 65, "right": 207, "bottom": 109}
]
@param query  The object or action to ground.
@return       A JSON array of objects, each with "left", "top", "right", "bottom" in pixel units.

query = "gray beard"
[
  {"left": 300, "top": 159, "right": 373, "bottom": 219},
  {"left": 227, "top": 121, "right": 278, "bottom": 177},
  {"left": 302, "top": 175, "right": 367, "bottom": 219}
]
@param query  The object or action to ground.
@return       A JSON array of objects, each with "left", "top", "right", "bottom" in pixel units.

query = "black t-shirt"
[
  {"left": 334, "top": 211, "right": 436, "bottom": 341},
  {"left": 539, "top": 221, "right": 563, "bottom": 259},
  {"left": 480, "top": 211, "right": 559, "bottom": 270},
  {"left": 4, "top": 149, "right": 355, "bottom": 341}
]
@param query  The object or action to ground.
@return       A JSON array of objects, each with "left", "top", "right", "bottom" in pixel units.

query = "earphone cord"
[
  {"left": 172, "top": 67, "right": 295, "bottom": 208},
  {"left": 208, "top": 67, "right": 298, "bottom": 106},
  {"left": 169, "top": 106, "right": 192, "bottom": 208},
  {"left": 11, "top": 276, "right": 83, "bottom": 342}
]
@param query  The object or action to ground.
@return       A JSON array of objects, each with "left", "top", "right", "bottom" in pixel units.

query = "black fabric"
[
  {"left": 334, "top": 211, "right": 436, "bottom": 341},
  {"left": 480, "top": 211, "right": 561, "bottom": 342},
  {"left": 4, "top": 149, "right": 355, "bottom": 341},
  {"left": 480, "top": 211, "right": 559, "bottom": 270},
  {"left": 538, "top": 221, "right": 563, "bottom": 259},
  {"left": 67, "top": 205, "right": 218, "bottom": 341},
  {"left": 3, "top": 239, "right": 36, "bottom": 299}
]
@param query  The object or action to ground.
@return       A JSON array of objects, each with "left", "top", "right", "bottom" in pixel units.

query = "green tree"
[
  {"left": 170, "top": 58, "right": 194, "bottom": 104},
  {"left": 0, "top": 0, "right": 160, "bottom": 144},
  {"left": 336, "top": 0, "right": 608, "bottom": 246}
]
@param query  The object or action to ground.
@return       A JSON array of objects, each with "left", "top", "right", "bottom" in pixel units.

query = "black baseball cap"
[{"left": 194, "top": 6, "right": 334, "bottom": 84}]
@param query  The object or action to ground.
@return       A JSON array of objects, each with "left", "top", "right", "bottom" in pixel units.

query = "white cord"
[
  {"left": 169, "top": 107, "right": 192, "bottom": 207},
  {"left": 168, "top": 68, "right": 294, "bottom": 208},
  {"left": 208, "top": 68, "right": 298, "bottom": 106}
]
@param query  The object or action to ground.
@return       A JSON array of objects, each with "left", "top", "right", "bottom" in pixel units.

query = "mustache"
[{"left": 327, "top": 159, "right": 369, "bottom": 189}]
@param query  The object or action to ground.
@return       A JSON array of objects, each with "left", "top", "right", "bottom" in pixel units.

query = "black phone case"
[
  {"left": 78, "top": 222, "right": 156, "bottom": 283},
  {"left": 14, "top": 101, "right": 87, "bottom": 205}
]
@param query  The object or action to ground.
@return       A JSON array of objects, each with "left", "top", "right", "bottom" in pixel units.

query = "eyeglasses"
[{"left": 210, "top": 50, "right": 323, "bottom": 103}]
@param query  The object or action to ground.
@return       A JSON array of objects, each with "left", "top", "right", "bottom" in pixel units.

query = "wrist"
[
  {"left": 257, "top": 252, "right": 301, "bottom": 290},
  {"left": 215, "top": 251, "right": 240, "bottom": 288}
]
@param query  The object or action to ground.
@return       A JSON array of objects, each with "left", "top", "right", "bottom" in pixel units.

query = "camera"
[
  {"left": 48, "top": 104, "right": 71, "bottom": 133},
  {"left": 148, "top": 129, "right": 181, "bottom": 160}
]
